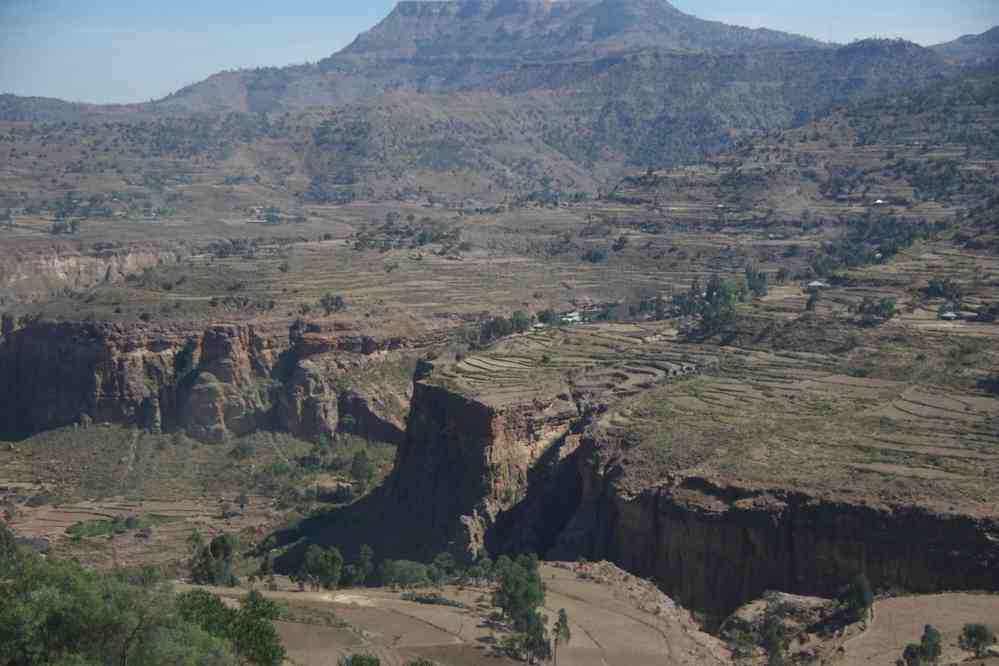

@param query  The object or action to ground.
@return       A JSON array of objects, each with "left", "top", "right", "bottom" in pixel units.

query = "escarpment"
[
  {"left": 0, "top": 319, "right": 410, "bottom": 444},
  {"left": 554, "top": 443, "right": 999, "bottom": 623},
  {"left": 374, "top": 324, "right": 999, "bottom": 620},
  {"left": 385, "top": 367, "right": 578, "bottom": 559}
]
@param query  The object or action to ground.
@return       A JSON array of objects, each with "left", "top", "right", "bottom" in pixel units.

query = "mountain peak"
[{"left": 342, "top": 0, "right": 820, "bottom": 61}]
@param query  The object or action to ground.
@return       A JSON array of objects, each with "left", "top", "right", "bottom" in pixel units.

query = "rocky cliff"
[
  {"left": 385, "top": 367, "right": 578, "bottom": 559},
  {"left": 0, "top": 320, "right": 408, "bottom": 445},
  {"left": 554, "top": 440, "right": 999, "bottom": 623}
]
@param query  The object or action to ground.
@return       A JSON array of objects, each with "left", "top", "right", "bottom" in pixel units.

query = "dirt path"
[{"left": 840, "top": 593, "right": 999, "bottom": 665}]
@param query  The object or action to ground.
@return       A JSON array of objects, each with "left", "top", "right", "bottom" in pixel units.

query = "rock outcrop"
[
  {"left": 385, "top": 372, "right": 578, "bottom": 559},
  {"left": 0, "top": 319, "right": 410, "bottom": 445}
]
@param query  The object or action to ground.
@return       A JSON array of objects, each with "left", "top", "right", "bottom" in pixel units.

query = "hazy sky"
[{"left": 1, "top": 0, "right": 997, "bottom": 104}]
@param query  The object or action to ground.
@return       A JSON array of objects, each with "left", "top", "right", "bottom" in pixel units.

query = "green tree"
[
  {"left": 303, "top": 545, "right": 344, "bottom": 590},
  {"left": 553, "top": 608, "right": 571, "bottom": 666},
  {"left": 493, "top": 554, "right": 545, "bottom": 632},
  {"left": 357, "top": 544, "right": 375, "bottom": 586},
  {"left": 959, "top": 623, "right": 996, "bottom": 657},
  {"left": 190, "top": 533, "right": 239, "bottom": 587},
  {"left": 510, "top": 310, "right": 532, "bottom": 334},
  {"left": 350, "top": 449, "right": 376, "bottom": 491},
  {"left": 838, "top": 573, "right": 873, "bottom": 621},
  {"left": 919, "top": 624, "right": 942, "bottom": 663}
]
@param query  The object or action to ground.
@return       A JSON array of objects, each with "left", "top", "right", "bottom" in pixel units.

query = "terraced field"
[
  {"left": 433, "top": 323, "right": 704, "bottom": 406},
  {"left": 592, "top": 340, "right": 999, "bottom": 511}
]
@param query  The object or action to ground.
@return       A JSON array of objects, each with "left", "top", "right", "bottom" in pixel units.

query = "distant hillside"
[
  {"left": 0, "top": 3, "right": 968, "bottom": 207},
  {"left": 933, "top": 26, "right": 999, "bottom": 66},
  {"left": 612, "top": 63, "right": 999, "bottom": 243}
]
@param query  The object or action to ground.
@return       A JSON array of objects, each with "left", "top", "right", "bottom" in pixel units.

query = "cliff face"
[
  {"left": 386, "top": 375, "right": 578, "bottom": 559},
  {"left": 0, "top": 321, "right": 280, "bottom": 442},
  {"left": 0, "top": 320, "right": 407, "bottom": 445},
  {"left": 553, "top": 437, "right": 999, "bottom": 623}
]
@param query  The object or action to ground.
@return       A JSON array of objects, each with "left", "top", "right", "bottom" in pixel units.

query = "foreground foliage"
[{"left": 0, "top": 522, "right": 284, "bottom": 666}]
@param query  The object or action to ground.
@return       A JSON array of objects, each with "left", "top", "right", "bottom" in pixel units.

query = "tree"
[
  {"left": 839, "top": 573, "right": 873, "bottom": 621},
  {"left": 356, "top": 544, "right": 375, "bottom": 586},
  {"left": 350, "top": 449, "right": 375, "bottom": 491},
  {"left": 745, "top": 264, "right": 769, "bottom": 298},
  {"left": 510, "top": 310, "right": 532, "bottom": 334},
  {"left": 959, "top": 623, "right": 996, "bottom": 657},
  {"left": 380, "top": 560, "right": 430, "bottom": 588},
  {"left": 302, "top": 545, "right": 343, "bottom": 590},
  {"left": 190, "top": 533, "right": 239, "bottom": 587},
  {"left": 919, "top": 625, "right": 942, "bottom": 663},
  {"left": 522, "top": 610, "right": 551, "bottom": 664},
  {"left": 493, "top": 554, "right": 545, "bottom": 632},
  {"left": 553, "top": 609, "right": 571, "bottom": 666},
  {"left": 433, "top": 552, "right": 456, "bottom": 580}
]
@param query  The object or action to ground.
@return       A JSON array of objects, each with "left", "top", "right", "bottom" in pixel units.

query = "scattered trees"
[
  {"left": 901, "top": 625, "right": 942, "bottom": 665},
  {"left": 178, "top": 588, "right": 286, "bottom": 666},
  {"left": 959, "top": 623, "right": 996, "bottom": 657}
]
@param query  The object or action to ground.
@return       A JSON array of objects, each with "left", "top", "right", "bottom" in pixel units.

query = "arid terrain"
[{"left": 2, "top": 1, "right": 999, "bottom": 665}]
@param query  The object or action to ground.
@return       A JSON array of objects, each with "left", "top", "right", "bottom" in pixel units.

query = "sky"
[{"left": 1, "top": 0, "right": 997, "bottom": 104}]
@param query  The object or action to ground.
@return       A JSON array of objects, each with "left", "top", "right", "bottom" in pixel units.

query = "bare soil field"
[
  {"left": 841, "top": 593, "right": 999, "bottom": 665},
  {"left": 181, "top": 561, "right": 729, "bottom": 666}
]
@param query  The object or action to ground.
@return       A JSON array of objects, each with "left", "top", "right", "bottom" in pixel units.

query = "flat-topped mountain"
[{"left": 340, "top": 0, "right": 823, "bottom": 61}]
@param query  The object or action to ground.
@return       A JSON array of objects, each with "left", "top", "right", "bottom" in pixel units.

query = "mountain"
[
  {"left": 0, "top": 2, "right": 956, "bottom": 205},
  {"left": 933, "top": 26, "right": 999, "bottom": 66},
  {"left": 340, "top": 0, "right": 824, "bottom": 60}
]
